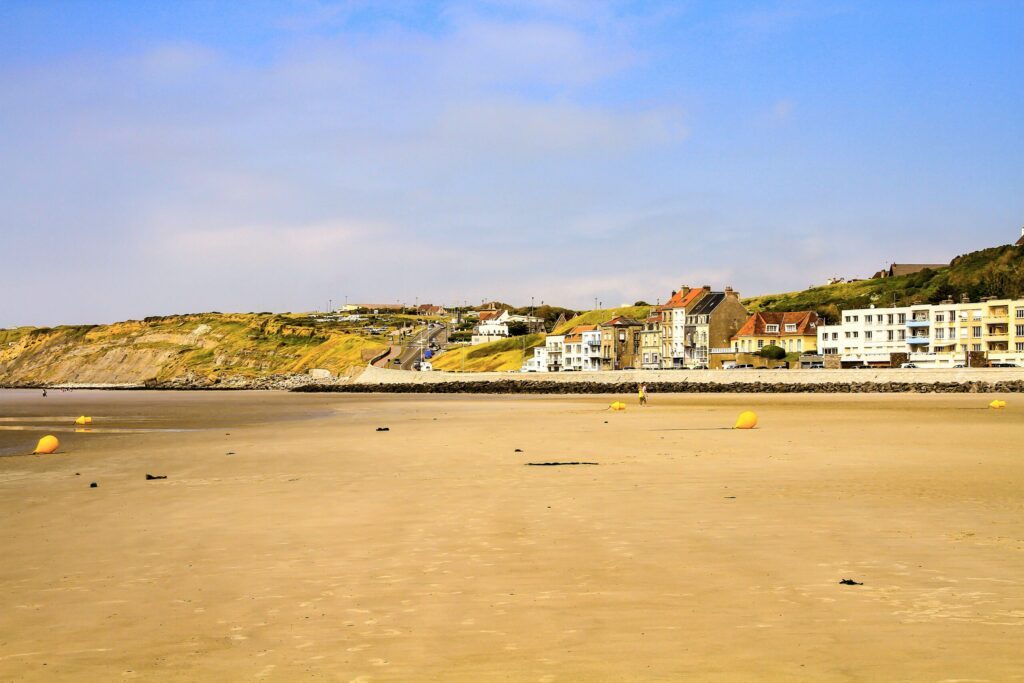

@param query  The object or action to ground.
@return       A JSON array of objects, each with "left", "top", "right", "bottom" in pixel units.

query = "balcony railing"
[
  {"left": 906, "top": 319, "right": 930, "bottom": 328},
  {"left": 906, "top": 336, "right": 930, "bottom": 344}
]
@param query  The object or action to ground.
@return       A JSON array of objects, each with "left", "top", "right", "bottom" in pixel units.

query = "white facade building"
[
  {"left": 818, "top": 298, "right": 1024, "bottom": 367},
  {"left": 544, "top": 334, "right": 565, "bottom": 372},
  {"left": 521, "top": 347, "right": 549, "bottom": 372},
  {"left": 563, "top": 328, "right": 603, "bottom": 371},
  {"left": 470, "top": 310, "right": 545, "bottom": 345}
]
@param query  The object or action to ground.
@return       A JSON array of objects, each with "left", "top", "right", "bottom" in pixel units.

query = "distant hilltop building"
[
  {"left": 872, "top": 263, "right": 948, "bottom": 279},
  {"left": 1016, "top": 227, "right": 1024, "bottom": 247}
]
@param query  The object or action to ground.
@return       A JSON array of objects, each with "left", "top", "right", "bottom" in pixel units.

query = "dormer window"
[
  {"left": 765, "top": 324, "right": 780, "bottom": 333},
  {"left": 784, "top": 324, "right": 797, "bottom": 332}
]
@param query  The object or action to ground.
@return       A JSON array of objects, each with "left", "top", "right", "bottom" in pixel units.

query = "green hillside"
[
  {"left": 745, "top": 244, "right": 1024, "bottom": 323},
  {"left": 432, "top": 334, "right": 545, "bottom": 372},
  {"left": 554, "top": 305, "right": 652, "bottom": 334}
]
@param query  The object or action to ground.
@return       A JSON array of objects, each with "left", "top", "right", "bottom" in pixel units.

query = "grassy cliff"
[
  {"left": 0, "top": 313, "right": 394, "bottom": 385},
  {"left": 745, "top": 244, "right": 1024, "bottom": 323}
]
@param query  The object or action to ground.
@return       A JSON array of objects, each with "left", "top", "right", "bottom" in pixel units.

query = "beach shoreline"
[{"left": 1, "top": 390, "right": 1022, "bottom": 680}]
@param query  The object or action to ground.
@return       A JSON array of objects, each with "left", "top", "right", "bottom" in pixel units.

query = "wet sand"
[{"left": 0, "top": 389, "right": 1022, "bottom": 681}]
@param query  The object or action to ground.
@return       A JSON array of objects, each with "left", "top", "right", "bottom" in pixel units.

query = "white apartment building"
[
  {"left": 818, "top": 298, "right": 1024, "bottom": 367},
  {"left": 544, "top": 334, "right": 565, "bottom": 372},
  {"left": 521, "top": 347, "right": 548, "bottom": 372},
  {"left": 562, "top": 328, "right": 603, "bottom": 371}
]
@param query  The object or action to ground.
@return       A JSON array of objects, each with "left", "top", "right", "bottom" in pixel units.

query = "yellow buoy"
[
  {"left": 989, "top": 400, "right": 1007, "bottom": 409},
  {"left": 734, "top": 411, "right": 758, "bottom": 429},
  {"left": 74, "top": 416, "right": 92, "bottom": 425},
  {"left": 610, "top": 401, "right": 626, "bottom": 411},
  {"left": 33, "top": 435, "right": 60, "bottom": 454}
]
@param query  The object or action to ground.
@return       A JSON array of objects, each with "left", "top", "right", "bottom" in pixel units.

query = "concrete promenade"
[{"left": 355, "top": 364, "right": 1024, "bottom": 386}]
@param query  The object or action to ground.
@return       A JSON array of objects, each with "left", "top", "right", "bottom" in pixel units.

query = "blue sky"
[{"left": 1, "top": 0, "right": 1022, "bottom": 326}]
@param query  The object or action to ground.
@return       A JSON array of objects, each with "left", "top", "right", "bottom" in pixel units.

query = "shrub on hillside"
[{"left": 759, "top": 344, "right": 786, "bottom": 360}]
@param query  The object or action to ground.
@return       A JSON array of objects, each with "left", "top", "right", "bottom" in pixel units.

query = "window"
[
  {"left": 757, "top": 339, "right": 764, "bottom": 348},
  {"left": 831, "top": 332, "right": 839, "bottom": 340},
  {"left": 972, "top": 344, "right": 982, "bottom": 352},
  {"left": 935, "top": 313, "right": 945, "bottom": 322},
  {"left": 853, "top": 331, "right": 859, "bottom": 338},
  {"left": 785, "top": 323, "right": 797, "bottom": 332},
  {"left": 765, "top": 324, "right": 779, "bottom": 333},
  {"left": 887, "top": 314, "right": 894, "bottom": 324},
  {"left": 972, "top": 326, "right": 981, "bottom": 337},
  {"left": 865, "top": 331, "right": 873, "bottom": 340},
  {"left": 1017, "top": 308, "right": 1024, "bottom": 319},
  {"left": 934, "top": 329, "right": 944, "bottom": 339},
  {"left": 844, "top": 316, "right": 851, "bottom": 323},
  {"left": 1017, "top": 342, "right": 1024, "bottom": 352},
  {"left": 898, "top": 330, "right": 906, "bottom": 340},
  {"left": 887, "top": 330, "right": 894, "bottom": 341},
  {"left": 898, "top": 313, "right": 907, "bottom": 324},
  {"left": 1017, "top": 325, "right": 1024, "bottom": 336},
  {"left": 845, "top": 332, "right": 851, "bottom": 339}
]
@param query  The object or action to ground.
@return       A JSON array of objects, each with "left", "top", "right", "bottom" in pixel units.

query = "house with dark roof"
[
  {"left": 732, "top": 311, "right": 820, "bottom": 355},
  {"left": 1015, "top": 227, "right": 1024, "bottom": 247},
  {"left": 682, "top": 287, "right": 749, "bottom": 366},
  {"left": 597, "top": 316, "right": 644, "bottom": 370},
  {"left": 875, "top": 263, "right": 947, "bottom": 279}
]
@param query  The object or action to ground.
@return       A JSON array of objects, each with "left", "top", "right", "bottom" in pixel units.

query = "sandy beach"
[{"left": 0, "top": 389, "right": 1021, "bottom": 681}]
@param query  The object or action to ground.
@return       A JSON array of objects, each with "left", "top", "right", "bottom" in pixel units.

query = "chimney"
[
  {"left": 724, "top": 286, "right": 739, "bottom": 299},
  {"left": 960, "top": 293, "right": 970, "bottom": 304}
]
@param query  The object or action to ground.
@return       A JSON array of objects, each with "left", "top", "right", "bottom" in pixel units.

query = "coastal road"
[{"left": 394, "top": 324, "right": 448, "bottom": 370}]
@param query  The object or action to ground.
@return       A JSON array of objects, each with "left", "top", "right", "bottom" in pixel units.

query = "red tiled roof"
[
  {"left": 658, "top": 287, "right": 706, "bottom": 311},
  {"left": 733, "top": 311, "right": 819, "bottom": 338}
]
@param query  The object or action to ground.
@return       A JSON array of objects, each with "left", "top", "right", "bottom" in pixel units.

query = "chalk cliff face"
[{"left": 0, "top": 313, "right": 388, "bottom": 386}]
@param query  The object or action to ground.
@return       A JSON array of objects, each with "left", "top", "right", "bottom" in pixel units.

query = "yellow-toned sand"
[{"left": 0, "top": 390, "right": 1021, "bottom": 681}]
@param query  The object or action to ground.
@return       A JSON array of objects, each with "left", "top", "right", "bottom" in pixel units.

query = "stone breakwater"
[{"left": 295, "top": 379, "right": 1024, "bottom": 394}]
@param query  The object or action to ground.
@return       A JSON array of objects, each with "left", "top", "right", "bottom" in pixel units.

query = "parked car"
[
  {"left": 952, "top": 363, "right": 966, "bottom": 368},
  {"left": 990, "top": 362, "right": 1019, "bottom": 368},
  {"left": 392, "top": 357, "right": 402, "bottom": 365},
  {"left": 412, "top": 361, "right": 421, "bottom": 370},
  {"left": 690, "top": 364, "right": 709, "bottom": 370},
  {"left": 900, "top": 362, "right": 918, "bottom": 369},
  {"left": 807, "top": 363, "right": 825, "bottom": 369},
  {"left": 728, "top": 364, "right": 755, "bottom": 370}
]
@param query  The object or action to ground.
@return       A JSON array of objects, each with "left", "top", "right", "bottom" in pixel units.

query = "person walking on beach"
[{"left": 638, "top": 383, "right": 648, "bottom": 406}]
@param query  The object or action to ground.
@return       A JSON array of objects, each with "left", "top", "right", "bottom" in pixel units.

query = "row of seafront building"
[
  {"left": 817, "top": 295, "right": 1024, "bottom": 367},
  {"left": 522, "top": 286, "right": 1024, "bottom": 371},
  {"left": 524, "top": 285, "right": 822, "bottom": 372}
]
